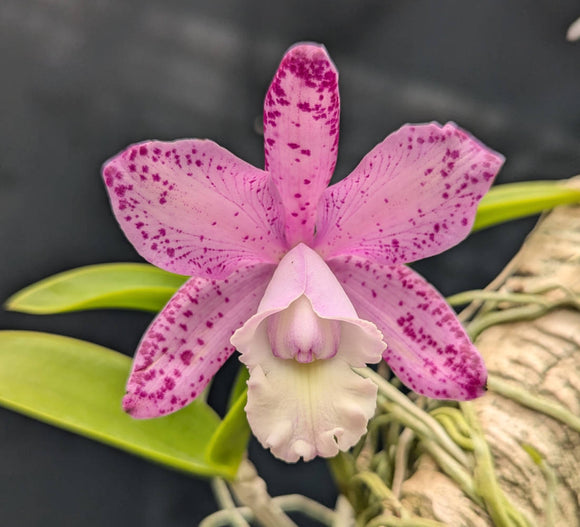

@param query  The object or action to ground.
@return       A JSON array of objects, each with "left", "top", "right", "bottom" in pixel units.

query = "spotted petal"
[
  {"left": 329, "top": 256, "right": 487, "bottom": 400},
  {"left": 103, "top": 139, "right": 286, "bottom": 279},
  {"left": 264, "top": 43, "right": 340, "bottom": 247},
  {"left": 315, "top": 122, "right": 504, "bottom": 265},
  {"left": 123, "top": 263, "right": 275, "bottom": 418}
]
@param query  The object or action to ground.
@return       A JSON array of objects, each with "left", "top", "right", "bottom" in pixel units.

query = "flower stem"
[
  {"left": 229, "top": 460, "right": 298, "bottom": 527},
  {"left": 210, "top": 478, "right": 250, "bottom": 527},
  {"left": 199, "top": 494, "right": 337, "bottom": 527}
]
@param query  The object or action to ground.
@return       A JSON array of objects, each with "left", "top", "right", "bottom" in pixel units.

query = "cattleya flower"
[{"left": 103, "top": 43, "right": 503, "bottom": 462}]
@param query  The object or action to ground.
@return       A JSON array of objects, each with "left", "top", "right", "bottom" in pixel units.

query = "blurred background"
[{"left": 1, "top": 1, "right": 579, "bottom": 525}]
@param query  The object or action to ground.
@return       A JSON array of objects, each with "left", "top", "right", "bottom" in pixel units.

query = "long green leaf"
[
  {"left": 5, "top": 263, "right": 187, "bottom": 314},
  {"left": 204, "top": 367, "right": 251, "bottom": 477},
  {"left": 205, "top": 389, "right": 251, "bottom": 477},
  {"left": 227, "top": 365, "right": 250, "bottom": 410},
  {"left": 0, "top": 331, "right": 237, "bottom": 478},
  {"left": 473, "top": 181, "right": 580, "bottom": 231}
]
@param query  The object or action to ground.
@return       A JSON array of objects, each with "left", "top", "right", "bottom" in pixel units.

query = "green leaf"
[
  {"left": 227, "top": 365, "right": 250, "bottom": 410},
  {"left": 5, "top": 263, "right": 187, "bottom": 314},
  {"left": 201, "top": 367, "right": 250, "bottom": 478},
  {"left": 473, "top": 181, "right": 580, "bottom": 232},
  {"left": 0, "top": 331, "right": 235, "bottom": 478},
  {"left": 205, "top": 389, "right": 251, "bottom": 477}
]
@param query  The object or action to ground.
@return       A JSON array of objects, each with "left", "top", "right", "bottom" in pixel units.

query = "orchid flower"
[{"left": 102, "top": 43, "right": 504, "bottom": 463}]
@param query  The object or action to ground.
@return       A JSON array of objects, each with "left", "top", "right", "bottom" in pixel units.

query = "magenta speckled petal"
[
  {"left": 315, "top": 122, "right": 504, "bottom": 265},
  {"left": 263, "top": 43, "right": 340, "bottom": 246},
  {"left": 122, "top": 263, "right": 275, "bottom": 418},
  {"left": 329, "top": 256, "right": 487, "bottom": 400},
  {"left": 103, "top": 139, "right": 286, "bottom": 279}
]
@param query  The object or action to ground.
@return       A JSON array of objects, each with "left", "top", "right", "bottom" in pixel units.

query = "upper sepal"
[{"left": 264, "top": 43, "right": 340, "bottom": 246}]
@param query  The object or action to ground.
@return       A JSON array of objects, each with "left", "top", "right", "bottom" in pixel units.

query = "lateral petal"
[
  {"left": 315, "top": 122, "right": 504, "bottom": 265},
  {"left": 244, "top": 353, "right": 377, "bottom": 462},
  {"left": 103, "top": 139, "right": 286, "bottom": 279},
  {"left": 330, "top": 256, "right": 487, "bottom": 400},
  {"left": 264, "top": 43, "right": 340, "bottom": 246},
  {"left": 123, "top": 263, "right": 275, "bottom": 418}
]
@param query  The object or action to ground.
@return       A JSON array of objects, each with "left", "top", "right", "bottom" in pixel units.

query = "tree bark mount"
[{"left": 402, "top": 203, "right": 580, "bottom": 526}]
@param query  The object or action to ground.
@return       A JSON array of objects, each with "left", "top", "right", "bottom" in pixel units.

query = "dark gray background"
[{"left": 1, "top": 1, "right": 579, "bottom": 525}]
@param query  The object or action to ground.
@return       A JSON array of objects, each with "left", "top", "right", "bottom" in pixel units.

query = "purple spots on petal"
[
  {"left": 180, "top": 350, "right": 193, "bottom": 366},
  {"left": 272, "top": 81, "right": 286, "bottom": 97}
]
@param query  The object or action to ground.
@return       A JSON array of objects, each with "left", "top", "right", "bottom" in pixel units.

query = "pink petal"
[
  {"left": 231, "top": 243, "right": 385, "bottom": 368},
  {"left": 315, "top": 123, "right": 504, "bottom": 265},
  {"left": 103, "top": 139, "right": 286, "bottom": 279},
  {"left": 263, "top": 43, "right": 340, "bottom": 246},
  {"left": 123, "top": 263, "right": 275, "bottom": 418},
  {"left": 329, "top": 256, "right": 487, "bottom": 400}
]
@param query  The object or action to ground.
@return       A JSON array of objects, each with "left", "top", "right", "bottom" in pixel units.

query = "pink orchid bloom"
[{"left": 103, "top": 43, "right": 504, "bottom": 463}]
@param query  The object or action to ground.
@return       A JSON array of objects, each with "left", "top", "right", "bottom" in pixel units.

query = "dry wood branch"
[{"left": 400, "top": 203, "right": 580, "bottom": 525}]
